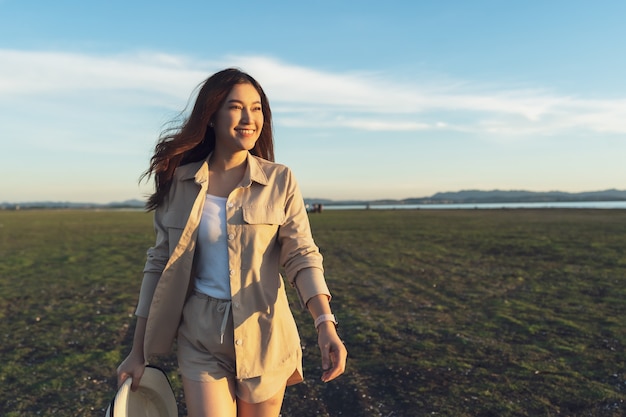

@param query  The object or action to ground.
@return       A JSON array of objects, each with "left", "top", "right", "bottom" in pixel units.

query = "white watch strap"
[{"left": 314, "top": 314, "right": 337, "bottom": 329}]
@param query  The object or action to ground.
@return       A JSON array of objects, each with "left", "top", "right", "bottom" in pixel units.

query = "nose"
[{"left": 240, "top": 107, "right": 251, "bottom": 123}]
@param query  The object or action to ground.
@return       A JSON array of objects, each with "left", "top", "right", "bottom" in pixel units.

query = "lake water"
[{"left": 321, "top": 201, "right": 626, "bottom": 210}]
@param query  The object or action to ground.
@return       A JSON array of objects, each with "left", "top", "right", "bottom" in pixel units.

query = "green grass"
[{"left": 1, "top": 209, "right": 625, "bottom": 416}]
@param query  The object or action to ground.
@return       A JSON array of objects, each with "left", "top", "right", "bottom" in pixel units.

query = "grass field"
[{"left": 0, "top": 209, "right": 625, "bottom": 416}]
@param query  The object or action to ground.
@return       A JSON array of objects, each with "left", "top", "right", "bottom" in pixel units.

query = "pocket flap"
[
  {"left": 242, "top": 207, "right": 285, "bottom": 225},
  {"left": 162, "top": 211, "right": 188, "bottom": 228}
]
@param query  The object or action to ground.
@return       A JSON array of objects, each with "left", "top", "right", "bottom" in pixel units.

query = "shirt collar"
[
  {"left": 177, "top": 152, "right": 269, "bottom": 187},
  {"left": 176, "top": 159, "right": 207, "bottom": 184},
  {"left": 242, "top": 153, "right": 269, "bottom": 187}
]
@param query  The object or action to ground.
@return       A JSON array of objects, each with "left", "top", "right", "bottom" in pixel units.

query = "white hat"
[{"left": 105, "top": 366, "right": 177, "bottom": 417}]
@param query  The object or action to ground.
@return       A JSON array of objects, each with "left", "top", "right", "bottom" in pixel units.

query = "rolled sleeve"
[
  {"left": 135, "top": 272, "right": 160, "bottom": 317},
  {"left": 293, "top": 267, "right": 331, "bottom": 308}
]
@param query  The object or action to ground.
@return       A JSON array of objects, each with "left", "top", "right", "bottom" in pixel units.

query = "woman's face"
[{"left": 213, "top": 83, "right": 264, "bottom": 155}]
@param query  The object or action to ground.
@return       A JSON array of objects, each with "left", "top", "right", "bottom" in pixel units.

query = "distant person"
[
  {"left": 116, "top": 68, "right": 347, "bottom": 417},
  {"left": 309, "top": 203, "right": 323, "bottom": 213}
]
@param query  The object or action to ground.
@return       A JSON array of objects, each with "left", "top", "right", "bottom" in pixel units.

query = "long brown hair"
[{"left": 141, "top": 68, "right": 275, "bottom": 210}]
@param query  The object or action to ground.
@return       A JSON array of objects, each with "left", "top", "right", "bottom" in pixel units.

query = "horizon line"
[{"left": 2, "top": 188, "right": 626, "bottom": 206}]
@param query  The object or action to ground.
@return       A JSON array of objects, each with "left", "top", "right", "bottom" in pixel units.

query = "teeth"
[{"left": 237, "top": 129, "right": 254, "bottom": 134}]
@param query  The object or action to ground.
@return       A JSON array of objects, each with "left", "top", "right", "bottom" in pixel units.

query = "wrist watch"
[{"left": 314, "top": 314, "right": 338, "bottom": 330}]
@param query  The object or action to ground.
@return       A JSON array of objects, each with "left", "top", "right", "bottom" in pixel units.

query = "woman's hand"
[
  {"left": 116, "top": 350, "right": 146, "bottom": 391},
  {"left": 305, "top": 294, "right": 348, "bottom": 382},
  {"left": 116, "top": 316, "right": 148, "bottom": 391},
  {"left": 317, "top": 321, "right": 347, "bottom": 382}
]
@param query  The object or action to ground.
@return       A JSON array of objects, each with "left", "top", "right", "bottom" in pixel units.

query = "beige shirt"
[{"left": 135, "top": 153, "right": 331, "bottom": 383}]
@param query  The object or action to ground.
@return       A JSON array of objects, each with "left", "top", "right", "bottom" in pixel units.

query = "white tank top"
[{"left": 194, "top": 194, "right": 231, "bottom": 300}]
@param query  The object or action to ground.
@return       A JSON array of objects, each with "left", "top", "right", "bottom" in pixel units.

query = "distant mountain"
[
  {"left": 107, "top": 199, "right": 146, "bottom": 208},
  {"left": 421, "top": 189, "right": 626, "bottom": 204}
]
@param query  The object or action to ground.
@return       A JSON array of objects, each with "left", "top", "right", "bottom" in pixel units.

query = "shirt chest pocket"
[
  {"left": 162, "top": 211, "right": 188, "bottom": 255},
  {"left": 240, "top": 208, "right": 285, "bottom": 266}
]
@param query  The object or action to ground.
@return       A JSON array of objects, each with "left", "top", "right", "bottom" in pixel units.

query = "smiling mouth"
[{"left": 235, "top": 128, "right": 255, "bottom": 135}]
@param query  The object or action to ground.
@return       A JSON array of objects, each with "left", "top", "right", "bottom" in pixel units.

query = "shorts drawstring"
[
  {"left": 216, "top": 300, "right": 231, "bottom": 344},
  {"left": 192, "top": 291, "right": 232, "bottom": 344}
]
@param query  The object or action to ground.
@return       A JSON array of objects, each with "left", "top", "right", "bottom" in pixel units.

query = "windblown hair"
[{"left": 141, "top": 68, "right": 275, "bottom": 211}]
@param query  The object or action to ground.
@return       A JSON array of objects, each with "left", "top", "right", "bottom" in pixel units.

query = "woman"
[{"left": 116, "top": 68, "right": 347, "bottom": 417}]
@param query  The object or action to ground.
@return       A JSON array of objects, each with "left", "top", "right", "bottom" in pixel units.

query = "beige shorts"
[{"left": 177, "top": 292, "right": 293, "bottom": 403}]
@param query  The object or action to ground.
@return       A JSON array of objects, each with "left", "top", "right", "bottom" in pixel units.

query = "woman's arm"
[
  {"left": 117, "top": 207, "right": 169, "bottom": 390},
  {"left": 277, "top": 167, "right": 347, "bottom": 380}
]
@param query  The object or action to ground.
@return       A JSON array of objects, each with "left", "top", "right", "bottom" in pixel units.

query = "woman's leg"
[
  {"left": 237, "top": 385, "right": 286, "bottom": 417},
  {"left": 183, "top": 376, "right": 237, "bottom": 417}
]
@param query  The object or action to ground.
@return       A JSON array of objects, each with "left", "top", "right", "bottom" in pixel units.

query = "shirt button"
[
  {"left": 227, "top": 202, "right": 234, "bottom": 208},
  {"left": 235, "top": 339, "right": 242, "bottom": 346},
  {"left": 234, "top": 302, "right": 240, "bottom": 309},
  {"left": 229, "top": 269, "right": 234, "bottom": 276},
  {"left": 228, "top": 233, "right": 235, "bottom": 240}
]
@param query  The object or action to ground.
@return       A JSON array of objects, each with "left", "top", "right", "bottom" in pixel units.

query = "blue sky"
[{"left": 1, "top": 0, "right": 625, "bottom": 203}]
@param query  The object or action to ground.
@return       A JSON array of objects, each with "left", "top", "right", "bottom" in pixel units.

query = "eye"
[
  {"left": 230, "top": 104, "right": 243, "bottom": 110},
  {"left": 252, "top": 105, "right": 262, "bottom": 112}
]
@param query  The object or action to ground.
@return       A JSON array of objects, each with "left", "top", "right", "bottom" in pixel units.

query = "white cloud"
[
  {"left": 1, "top": 48, "right": 626, "bottom": 136},
  {"left": 0, "top": 49, "right": 208, "bottom": 105},
  {"left": 236, "top": 56, "right": 626, "bottom": 135}
]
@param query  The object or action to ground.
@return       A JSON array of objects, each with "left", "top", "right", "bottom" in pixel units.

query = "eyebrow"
[{"left": 227, "top": 99, "right": 262, "bottom": 105}]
